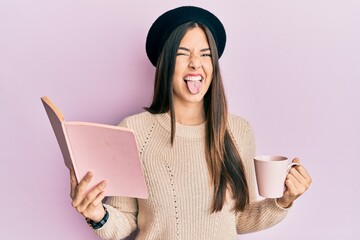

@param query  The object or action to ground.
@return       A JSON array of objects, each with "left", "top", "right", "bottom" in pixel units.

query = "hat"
[{"left": 146, "top": 6, "right": 226, "bottom": 66}]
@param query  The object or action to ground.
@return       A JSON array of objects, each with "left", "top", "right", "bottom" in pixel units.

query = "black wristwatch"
[{"left": 86, "top": 206, "right": 109, "bottom": 230}]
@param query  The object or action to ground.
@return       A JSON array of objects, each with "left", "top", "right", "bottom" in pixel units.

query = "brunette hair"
[{"left": 145, "top": 22, "right": 249, "bottom": 212}]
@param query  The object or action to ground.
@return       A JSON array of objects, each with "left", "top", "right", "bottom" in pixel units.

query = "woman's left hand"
[{"left": 276, "top": 158, "right": 312, "bottom": 208}]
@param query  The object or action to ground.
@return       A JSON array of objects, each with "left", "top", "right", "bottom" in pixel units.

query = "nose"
[{"left": 188, "top": 55, "right": 201, "bottom": 70}]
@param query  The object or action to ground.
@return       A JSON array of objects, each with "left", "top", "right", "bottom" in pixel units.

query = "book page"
[{"left": 64, "top": 122, "right": 148, "bottom": 198}]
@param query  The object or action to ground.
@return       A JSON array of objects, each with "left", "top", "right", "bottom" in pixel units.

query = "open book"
[{"left": 41, "top": 96, "right": 148, "bottom": 198}]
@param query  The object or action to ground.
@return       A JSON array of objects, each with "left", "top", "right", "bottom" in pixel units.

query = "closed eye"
[
  {"left": 176, "top": 52, "right": 189, "bottom": 56},
  {"left": 200, "top": 48, "right": 211, "bottom": 57}
]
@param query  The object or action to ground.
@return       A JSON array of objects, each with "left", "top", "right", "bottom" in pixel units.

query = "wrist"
[
  {"left": 92, "top": 207, "right": 106, "bottom": 223},
  {"left": 276, "top": 197, "right": 293, "bottom": 209},
  {"left": 86, "top": 206, "right": 109, "bottom": 230}
]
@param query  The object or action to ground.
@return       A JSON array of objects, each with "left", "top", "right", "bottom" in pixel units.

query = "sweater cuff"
[
  {"left": 93, "top": 204, "right": 137, "bottom": 239},
  {"left": 274, "top": 198, "right": 293, "bottom": 210}
]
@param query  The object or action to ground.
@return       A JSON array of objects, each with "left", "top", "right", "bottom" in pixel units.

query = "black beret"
[{"left": 146, "top": 6, "right": 226, "bottom": 66}]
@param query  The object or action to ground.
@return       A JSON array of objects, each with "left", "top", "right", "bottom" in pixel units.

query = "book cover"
[{"left": 41, "top": 96, "right": 148, "bottom": 198}]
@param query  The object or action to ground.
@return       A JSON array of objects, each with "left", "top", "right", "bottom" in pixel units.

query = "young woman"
[{"left": 70, "top": 6, "right": 312, "bottom": 239}]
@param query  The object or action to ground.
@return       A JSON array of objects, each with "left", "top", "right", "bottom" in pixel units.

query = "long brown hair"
[{"left": 145, "top": 22, "right": 249, "bottom": 212}]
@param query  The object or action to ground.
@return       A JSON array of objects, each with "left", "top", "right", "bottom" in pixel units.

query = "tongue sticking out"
[{"left": 186, "top": 81, "right": 202, "bottom": 94}]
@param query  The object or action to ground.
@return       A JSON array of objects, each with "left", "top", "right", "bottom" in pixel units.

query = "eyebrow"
[{"left": 178, "top": 47, "right": 211, "bottom": 52}]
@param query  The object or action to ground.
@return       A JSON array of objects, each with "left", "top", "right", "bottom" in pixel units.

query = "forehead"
[{"left": 179, "top": 27, "right": 210, "bottom": 48}]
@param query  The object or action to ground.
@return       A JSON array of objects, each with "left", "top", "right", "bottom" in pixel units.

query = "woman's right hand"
[{"left": 70, "top": 168, "right": 107, "bottom": 222}]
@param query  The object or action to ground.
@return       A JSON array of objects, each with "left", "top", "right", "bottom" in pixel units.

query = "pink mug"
[{"left": 254, "top": 155, "right": 299, "bottom": 198}]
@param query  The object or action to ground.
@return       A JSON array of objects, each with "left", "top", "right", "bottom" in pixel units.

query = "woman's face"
[{"left": 172, "top": 27, "right": 213, "bottom": 107}]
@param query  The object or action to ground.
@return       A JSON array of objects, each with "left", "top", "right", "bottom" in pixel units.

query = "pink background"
[{"left": 1, "top": 0, "right": 359, "bottom": 239}]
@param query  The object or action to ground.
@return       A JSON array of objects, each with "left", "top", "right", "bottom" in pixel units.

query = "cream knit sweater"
[{"left": 94, "top": 112, "right": 288, "bottom": 240}]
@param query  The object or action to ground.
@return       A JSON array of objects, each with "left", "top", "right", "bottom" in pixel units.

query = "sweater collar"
[{"left": 154, "top": 113, "right": 206, "bottom": 139}]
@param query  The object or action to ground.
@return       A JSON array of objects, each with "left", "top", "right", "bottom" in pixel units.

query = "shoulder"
[
  {"left": 118, "top": 111, "right": 155, "bottom": 129},
  {"left": 118, "top": 112, "right": 158, "bottom": 151},
  {"left": 227, "top": 113, "right": 255, "bottom": 145},
  {"left": 227, "top": 113, "right": 256, "bottom": 159},
  {"left": 228, "top": 113, "right": 252, "bottom": 133}
]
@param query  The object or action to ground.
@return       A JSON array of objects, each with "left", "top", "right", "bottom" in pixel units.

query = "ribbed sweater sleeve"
[
  {"left": 227, "top": 115, "right": 289, "bottom": 234},
  {"left": 236, "top": 198, "right": 289, "bottom": 234}
]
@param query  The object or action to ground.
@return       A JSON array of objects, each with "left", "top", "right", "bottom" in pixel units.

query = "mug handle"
[{"left": 287, "top": 162, "right": 300, "bottom": 174}]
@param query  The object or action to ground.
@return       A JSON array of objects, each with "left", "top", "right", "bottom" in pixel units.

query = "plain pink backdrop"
[{"left": 1, "top": 0, "right": 359, "bottom": 239}]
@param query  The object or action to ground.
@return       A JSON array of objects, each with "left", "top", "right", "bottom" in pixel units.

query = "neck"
[{"left": 172, "top": 100, "right": 205, "bottom": 125}]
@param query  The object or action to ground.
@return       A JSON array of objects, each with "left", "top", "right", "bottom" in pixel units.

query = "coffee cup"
[{"left": 254, "top": 155, "right": 299, "bottom": 198}]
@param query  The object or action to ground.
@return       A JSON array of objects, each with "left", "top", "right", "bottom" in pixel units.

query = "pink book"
[{"left": 41, "top": 96, "right": 148, "bottom": 198}]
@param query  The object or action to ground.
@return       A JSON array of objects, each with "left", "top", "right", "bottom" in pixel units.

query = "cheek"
[
  {"left": 203, "top": 62, "right": 213, "bottom": 79},
  {"left": 175, "top": 57, "right": 188, "bottom": 69}
]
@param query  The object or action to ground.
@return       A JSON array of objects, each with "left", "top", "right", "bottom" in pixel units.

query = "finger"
[
  {"left": 286, "top": 173, "right": 309, "bottom": 195},
  {"left": 78, "top": 181, "right": 107, "bottom": 212},
  {"left": 284, "top": 178, "right": 297, "bottom": 196},
  {"left": 292, "top": 157, "right": 301, "bottom": 164},
  {"left": 72, "top": 172, "right": 93, "bottom": 207},
  {"left": 70, "top": 168, "right": 77, "bottom": 199},
  {"left": 286, "top": 174, "right": 301, "bottom": 191},
  {"left": 290, "top": 158, "right": 312, "bottom": 185},
  {"left": 288, "top": 167, "right": 306, "bottom": 184},
  {"left": 90, "top": 191, "right": 106, "bottom": 209},
  {"left": 295, "top": 165, "right": 312, "bottom": 185},
  {"left": 289, "top": 164, "right": 312, "bottom": 191},
  {"left": 84, "top": 193, "right": 106, "bottom": 221}
]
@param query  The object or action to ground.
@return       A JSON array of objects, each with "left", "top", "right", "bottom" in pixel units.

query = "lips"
[{"left": 184, "top": 74, "right": 203, "bottom": 94}]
